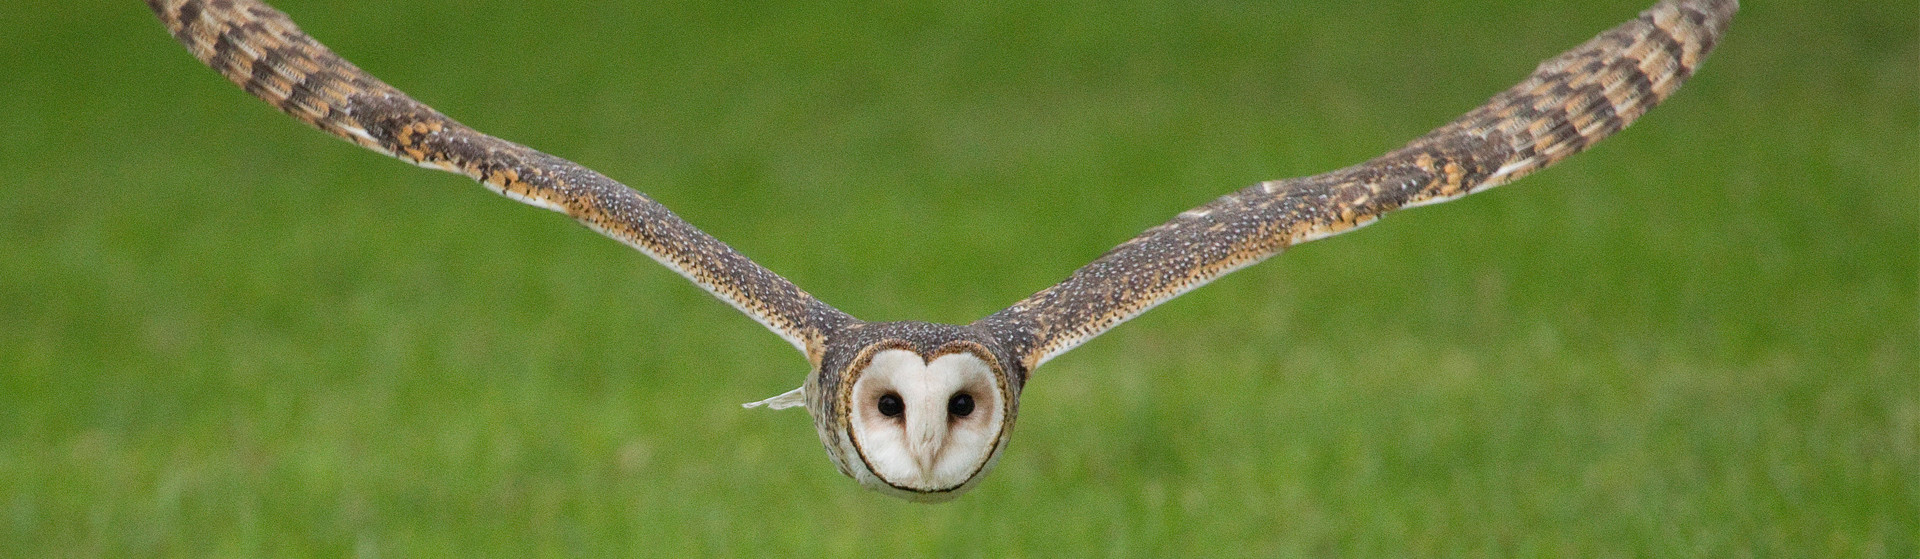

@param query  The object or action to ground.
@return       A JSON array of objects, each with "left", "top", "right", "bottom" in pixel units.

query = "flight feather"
[
  {"left": 147, "top": 0, "right": 855, "bottom": 358},
  {"left": 976, "top": 0, "right": 1737, "bottom": 370}
]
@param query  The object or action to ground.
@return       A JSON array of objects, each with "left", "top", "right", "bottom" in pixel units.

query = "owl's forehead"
[
  {"left": 828, "top": 321, "right": 986, "bottom": 360},
  {"left": 862, "top": 348, "right": 991, "bottom": 375},
  {"left": 815, "top": 321, "right": 1027, "bottom": 400},
  {"left": 856, "top": 321, "right": 973, "bottom": 347}
]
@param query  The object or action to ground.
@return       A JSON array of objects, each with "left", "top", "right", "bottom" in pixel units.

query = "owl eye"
[
  {"left": 948, "top": 393, "right": 974, "bottom": 417},
  {"left": 877, "top": 393, "right": 904, "bottom": 417}
]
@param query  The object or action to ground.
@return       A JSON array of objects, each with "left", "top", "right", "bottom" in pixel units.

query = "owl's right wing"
[
  {"left": 148, "top": 0, "right": 856, "bottom": 360},
  {"left": 976, "top": 0, "right": 1736, "bottom": 371}
]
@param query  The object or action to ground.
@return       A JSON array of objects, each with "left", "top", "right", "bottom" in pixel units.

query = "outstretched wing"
[
  {"left": 976, "top": 0, "right": 1737, "bottom": 371},
  {"left": 148, "top": 0, "right": 854, "bottom": 358}
]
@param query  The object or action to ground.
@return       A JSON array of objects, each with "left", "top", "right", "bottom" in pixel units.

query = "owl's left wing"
[{"left": 976, "top": 0, "right": 1737, "bottom": 371}]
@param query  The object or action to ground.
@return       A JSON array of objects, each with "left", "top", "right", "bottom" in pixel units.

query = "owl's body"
[{"left": 147, "top": 0, "right": 1736, "bottom": 501}]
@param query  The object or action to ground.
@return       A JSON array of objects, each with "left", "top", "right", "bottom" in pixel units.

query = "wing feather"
[
  {"left": 148, "top": 0, "right": 855, "bottom": 357},
  {"left": 976, "top": 0, "right": 1737, "bottom": 370}
]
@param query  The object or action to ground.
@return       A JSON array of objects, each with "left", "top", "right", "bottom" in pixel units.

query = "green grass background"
[{"left": 2, "top": 0, "right": 1913, "bottom": 555}]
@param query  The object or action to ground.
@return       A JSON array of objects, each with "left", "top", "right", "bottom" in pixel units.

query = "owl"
[{"left": 148, "top": 0, "right": 1736, "bottom": 501}]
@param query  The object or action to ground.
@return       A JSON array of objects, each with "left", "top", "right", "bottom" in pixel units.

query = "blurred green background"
[{"left": 2, "top": 0, "right": 1913, "bottom": 556}]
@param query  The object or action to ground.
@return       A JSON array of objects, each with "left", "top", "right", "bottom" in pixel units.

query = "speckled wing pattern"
[
  {"left": 147, "top": 0, "right": 854, "bottom": 358},
  {"left": 976, "top": 0, "right": 1736, "bottom": 370}
]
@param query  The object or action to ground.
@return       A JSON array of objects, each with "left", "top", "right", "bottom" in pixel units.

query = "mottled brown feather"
[
  {"left": 150, "top": 0, "right": 1735, "bottom": 379},
  {"left": 976, "top": 0, "right": 1737, "bottom": 370},
  {"left": 148, "top": 0, "right": 854, "bottom": 359}
]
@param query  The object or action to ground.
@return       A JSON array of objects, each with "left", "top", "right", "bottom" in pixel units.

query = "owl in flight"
[{"left": 149, "top": 0, "right": 1735, "bottom": 501}]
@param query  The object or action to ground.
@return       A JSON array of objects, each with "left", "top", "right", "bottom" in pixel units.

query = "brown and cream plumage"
[{"left": 148, "top": 0, "right": 1736, "bottom": 501}]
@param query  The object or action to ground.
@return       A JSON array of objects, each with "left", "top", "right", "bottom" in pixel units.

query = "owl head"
[{"left": 749, "top": 321, "right": 1023, "bottom": 502}]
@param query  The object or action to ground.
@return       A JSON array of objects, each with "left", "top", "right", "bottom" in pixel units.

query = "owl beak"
[{"left": 906, "top": 400, "right": 947, "bottom": 476}]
